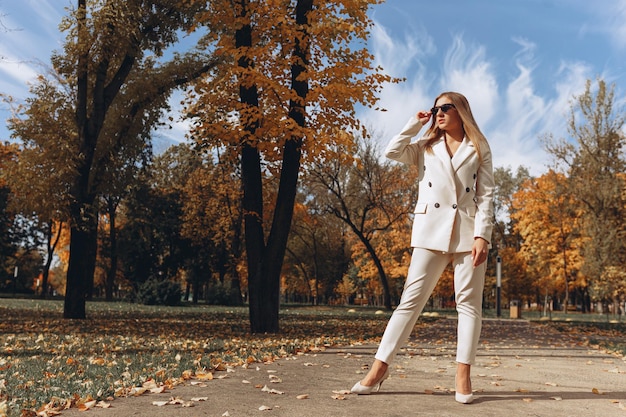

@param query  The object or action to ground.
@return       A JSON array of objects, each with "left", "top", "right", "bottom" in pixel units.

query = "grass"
[
  {"left": 0, "top": 299, "right": 624, "bottom": 416},
  {"left": 0, "top": 299, "right": 393, "bottom": 416}
]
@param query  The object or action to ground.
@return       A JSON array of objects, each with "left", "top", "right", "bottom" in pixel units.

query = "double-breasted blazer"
[{"left": 385, "top": 116, "right": 495, "bottom": 253}]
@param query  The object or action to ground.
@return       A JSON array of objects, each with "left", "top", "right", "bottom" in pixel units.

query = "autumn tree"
[
  {"left": 511, "top": 171, "right": 585, "bottom": 312},
  {"left": 543, "top": 79, "right": 626, "bottom": 309},
  {"left": 308, "top": 136, "right": 418, "bottom": 309},
  {"left": 180, "top": 146, "right": 244, "bottom": 305},
  {"left": 0, "top": 142, "right": 19, "bottom": 286},
  {"left": 187, "top": 0, "right": 396, "bottom": 332},
  {"left": 484, "top": 166, "right": 533, "bottom": 310},
  {"left": 3, "top": 73, "right": 75, "bottom": 297},
  {"left": 117, "top": 144, "right": 203, "bottom": 294},
  {"left": 7, "top": 0, "right": 220, "bottom": 318},
  {"left": 285, "top": 194, "right": 350, "bottom": 304},
  {"left": 492, "top": 166, "right": 531, "bottom": 250}
]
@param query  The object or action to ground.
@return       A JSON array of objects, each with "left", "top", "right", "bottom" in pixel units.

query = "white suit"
[{"left": 375, "top": 116, "right": 495, "bottom": 365}]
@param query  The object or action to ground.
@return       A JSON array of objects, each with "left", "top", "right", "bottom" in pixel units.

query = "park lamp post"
[
  {"left": 13, "top": 266, "right": 18, "bottom": 297},
  {"left": 496, "top": 256, "right": 502, "bottom": 318}
]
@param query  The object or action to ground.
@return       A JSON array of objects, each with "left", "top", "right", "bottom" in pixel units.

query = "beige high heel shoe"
[
  {"left": 350, "top": 368, "right": 390, "bottom": 395},
  {"left": 455, "top": 374, "right": 474, "bottom": 404}
]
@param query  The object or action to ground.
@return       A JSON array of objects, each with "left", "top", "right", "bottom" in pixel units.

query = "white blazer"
[{"left": 385, "top": 116, "right": 495, "bottom": 253}]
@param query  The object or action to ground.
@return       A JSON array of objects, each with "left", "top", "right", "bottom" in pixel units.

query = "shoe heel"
[
  {"left": 351, "top": 368, "right": 390, "bottom": 395},
  {"left": 455, "top": 373, "right": 474, "bottom": 404}
]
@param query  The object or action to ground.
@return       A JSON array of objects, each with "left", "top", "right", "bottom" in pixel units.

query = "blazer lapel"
[
  {"left": 451, "top": 138, "right": 475, "bottom": 171},
  {"left": 432, "top": 139, "right": 457, "bottom": 185}
]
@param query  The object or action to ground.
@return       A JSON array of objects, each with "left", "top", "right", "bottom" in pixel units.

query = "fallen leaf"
[
  {"left": 331, "top": 394, "right": 346, "bottom": 400},
  {"left": 143, "top": 380, "right": 158, "bottom": 389},
  {"left": 191, "top": 397, "right": 208, "bottom": 401},
  {"left": 261, "top": 385, "right": 284, "bottom": 394},
  {"left": 130, "top": 387, "right": 148, "bottom": 396},
  {"left": 259, "top": 405, "right": 272, "bottom": 411},
  {"left": 592, "top": 388, "right": 605, "bottom": 395},
  {"left": 332, "top": 390, "right": 351, "bottom": 395},
  {"left": 152, "top": 401, "right": 169, "bottom": 407},
  {"left": 168, "top": 397, "right": 185, "bottom": 405},
  {"left": 78, "top": 400, "right": 97, "bottom": 411},
  {"left": 296, "top": 394, "right": 309, "bottom": 399},
  {"left": 549, "top": 396, "right": 562, "bottom": 401},
  {"left": 196, "top": 371, "right": 214, "bottom": 381}
]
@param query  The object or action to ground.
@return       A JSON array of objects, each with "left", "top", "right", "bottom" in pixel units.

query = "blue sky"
[{"left": 1, "top": 0, "right": 625, "bottom": 175}]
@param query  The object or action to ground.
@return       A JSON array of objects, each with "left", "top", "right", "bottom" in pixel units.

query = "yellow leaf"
[
  {"left": 196, "top": 371, "right": 214, "bottom": 380},
  {"left": 78, "top": 400, "right": 96, "bottom": 410},
  {"left": 296, "top": 394, "right": 309, "bottom": 399},
  {"left": 142, "top": 379, "right": 158, "bottom": 389}
]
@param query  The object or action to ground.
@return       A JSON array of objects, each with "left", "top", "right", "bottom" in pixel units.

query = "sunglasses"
[{"left": 431, "top": 103, "right": 456, "bottom": 116}]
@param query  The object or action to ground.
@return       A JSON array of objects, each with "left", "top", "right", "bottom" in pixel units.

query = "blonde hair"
[{"left": 423, "top": 92, "right": 488, "bottom": 160}]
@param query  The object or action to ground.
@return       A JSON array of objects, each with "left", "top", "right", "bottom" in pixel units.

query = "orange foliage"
[
  {"left": 511, "top": 170, "right": 585, "bottom": 294},
  {"left": 187, "top": 0, "right": 399, "bottom": 162}
]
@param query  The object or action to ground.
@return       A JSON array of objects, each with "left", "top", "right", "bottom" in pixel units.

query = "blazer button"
[
  {"left": 429, "top": 182, "right": 432, "bottom": 187},
  {"left": 434, "top": 203, "right": 440, "bottom": 208},
  {"left": 466, "top": 187, "right": 470, "bottom": 192},
  {"left": 452, "top": 204, "right": 458, "bottom": 209},
  {"left": 473, "top": 173, "right": 477, "bottom": 179}
]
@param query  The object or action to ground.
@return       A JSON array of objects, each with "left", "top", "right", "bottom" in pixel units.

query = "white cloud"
[
  {"left": 441, "top": 35, "right": 498, "bottom": 128},
  {"left": 0, "top": 0, "right": 65, "bottom": 97},
  {"left": 358, "top": 22, "right": 435, "bottom": 143},
  {"left": 359, "top": 23, "right": 597, "bottom": 176},
  {"left": 600, "top": 0, "right": 626, "bottom": 50}
]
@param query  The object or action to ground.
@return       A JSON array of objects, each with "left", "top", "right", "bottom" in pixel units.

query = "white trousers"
[{"left": 375, "top": 248, "right": 486, "bottom": 365}]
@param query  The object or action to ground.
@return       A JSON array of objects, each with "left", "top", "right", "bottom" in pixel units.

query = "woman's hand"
[
  {"left": 416, "top": 110, "right": 431, "bottom": 125},
  {"left": 471, "top": 237, "right": 489, "bottom": 268}
]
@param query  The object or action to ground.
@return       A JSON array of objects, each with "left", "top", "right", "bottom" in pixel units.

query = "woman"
[{"left": 351, "top": 92, "right": 494, "bottom": 404}]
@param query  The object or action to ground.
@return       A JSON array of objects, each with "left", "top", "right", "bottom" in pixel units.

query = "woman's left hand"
[{"left": 471, "top": 237, "right": 489, "bottom": 268}]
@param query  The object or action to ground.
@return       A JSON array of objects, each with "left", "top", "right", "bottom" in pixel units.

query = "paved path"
[{"left": 61, "top": 319, "right": 626, "bottom": 417}]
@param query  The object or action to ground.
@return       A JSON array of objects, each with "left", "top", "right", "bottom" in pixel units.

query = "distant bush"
[
  {"left": 206, "top": 280, "right": 239, "bottom": 306},
  {"left": 137, "top": 278, "right": 182, "bottom": 306}
]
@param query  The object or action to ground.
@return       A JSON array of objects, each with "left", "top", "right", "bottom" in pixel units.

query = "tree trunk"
[
  {"left": 64, "top": 202, "right": 98, "bottom": 318},
  {"left": 240, "top": 0, "right": 312, "bottom": 333},
  {"left": 40, "top": 221, "right": 62, "bottom": 298},
  {"left": 356, "top": 229, "right": 392, "bottom": 309}
]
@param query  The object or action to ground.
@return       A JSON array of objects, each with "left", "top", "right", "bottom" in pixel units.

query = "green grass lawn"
[{"left": 0, "top": 299, "right": 624, "bottom": 416}]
